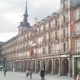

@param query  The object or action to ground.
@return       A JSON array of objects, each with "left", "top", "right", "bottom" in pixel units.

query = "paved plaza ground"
[{"left": 0, "top": 71, "right": 73, "bottom": 80}]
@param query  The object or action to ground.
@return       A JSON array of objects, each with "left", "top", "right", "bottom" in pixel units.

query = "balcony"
[
  {"left": 60, "top": 48, "right": 70, "bottom": 54},
  {"left": 54, "top": 36, "right": 60, "bottom": 44},
  {"left": 71, "top": 30, "right": 80, "bottom": 38},
  {"left": 53, "top": 25, "right": 59, "bottom": 31},
  {"left": 61, "top": 33, "right": 69, "bottom": 42},
  {"left": 36, "top": 41, "right": 43, "bottom": 47},
  {"left": 43, "top": 51, "right": 46, "bottom": 55},
  {"left": 54, "top": 50, "right": 60, "bottom": 54},
  {"left": 61, "top": 18, "right": 69, "bottom": 26},
  {"left": 42, "top": 40, "right": 46, "bottom": 47},
  {"left": 71, "top": 48, "right": 80, "bottom": 54},
  {"left": 49, "top": 38, "right": 54, "bottom": 43}
]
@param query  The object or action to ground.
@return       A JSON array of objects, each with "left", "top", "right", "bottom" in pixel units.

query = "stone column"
[
  {"left": 25, "top": 61, "right": 27, "bottom": 70},
  {"left": 68, "top": 56, "right": 72, "bottom": 77},
  {"left": 30, "top": 61, "right": 32, "bottom": 70},
  {"left": 10, "top": 62, "right": 12, "bottom": 71},
  {"left": 20, "top": 61, "right": 22, "bottom": 72},
  {"left": 51, "top": 59, "right": 54, "bottom": 74},
  {"left": 40, "top": 60, "right": 42, "bottom": 71},
  {"left": 27, "top": 61, "right": 29, "bottom": 70},
  {"left": 24, "top": 61, "right": 26, "bottom": 72},
  {"left": 13, "top": 62, "right": 15, "bottom": 71},
  {"left": 73, "top": 57, "right": 77, "bottom": 76},
  {"left": 58, "top": 58, "right": 62, "bottom": 76},
  {"left": 53, "top": 59, "right": 56, "bottom": 74},
  {"left": 14, "top": 62, "right": 17, "bottom": 71},
  {"left": 35, "top": 60, "right": 37, "bottom": 73},
  {"left": 45, "top": 60, "right": 47, "bottom": 71},
  {"left": 22, "top": 61, "right": 24, "bottom": 72}
]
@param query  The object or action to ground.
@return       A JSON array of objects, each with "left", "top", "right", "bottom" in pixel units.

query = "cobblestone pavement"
[{"left": 0, "top": 71, "right": 73, "bottom": 80}]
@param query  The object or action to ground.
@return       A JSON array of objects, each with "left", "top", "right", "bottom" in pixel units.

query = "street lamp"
[{"left": 3, "top": 56, "right": 6, "bottom": 68}]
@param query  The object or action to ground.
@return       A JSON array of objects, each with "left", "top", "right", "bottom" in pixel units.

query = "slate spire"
[
  {"left": 23, "top": 1, "right": 28, "bottom": 22},
  {"left": 20, "top": 0, "right": 30, "bottom": 29}
]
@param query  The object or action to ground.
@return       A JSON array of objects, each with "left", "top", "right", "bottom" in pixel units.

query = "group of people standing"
[{"left": 26, "top": 68, "right": 45, "bottom": 80}]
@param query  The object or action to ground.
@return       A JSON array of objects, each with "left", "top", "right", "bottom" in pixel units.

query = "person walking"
[
  {"left": 40, "top": 68, "right": 45, "bottom": 80},
  {"left": 26, "top": 69, "right": 29, "bottom": 80},
  {"left": 76, "top": 72, "right": 80, "bottom": 80},
  {"left": 29, "top": 69, "right": 32, "bottom": 80},
  {"left": 4, "top": 67, "right": 7, "bottom": 76},
  {"left": 26, "top": 70, "right": 29, "bottom": 77}
]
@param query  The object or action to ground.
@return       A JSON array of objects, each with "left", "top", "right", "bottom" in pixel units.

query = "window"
[
  {"left": 49, "top": 33, "right": 52, "bottom": 41},
  {"left": 55, "top": 44, "right": 59, "bottom": 53},
  {"left": 30, "top": 41, "right": 32, "bottom": 45},
  {"left": 43, "top": 48, "right": 46, "bottom": 54},
  {"left": 55, "top": 31, "right": 58, "bottom": 40},
  {"left": 49, "top": 22, "right": 51, "bottom": 29},
  {"left": 74, "top": 10, "right": 79, "bottom": 21},
  {"left": 37, "top": 28, "right": 39, "bottom": 34},
  {"left": 75, "top": 40, "right": 80, "bottom": 52},
  {"left": 62, "top": 1, "right": 67, "bottom": 10},
  {"left": 19, "top": 28, "right": 21, "bottom": 34},
  {"left": 63, "top": 2, "right": 66, "bottom": 10},
  {"left": 38, "top": 48, "right": 41, "bottom": 54},
  {"left": 63, "top": 43, "right": 67, "bottom": 52},
  {"left": 41, "top": 25, "right": 43, "bottom": 32},
  {"left": 43, "top": 35, "right": 46, "bottom": 42},
  {"left": 39, "top": 38, "right": 41, "bottom": 44},
  {"left": 43, "top": 25, "right": 45, "bottom": 31},
  {"left": 63, "top": 15, "right": 66, "bottom": 23},
  {"left": 75, "top": 24, "right": 80, "bottom": 34},
  {"left": 51, "top": 21, "right": 53, "bottom": 27},
  {"left": 63, "top": 28, "right": 66, "bottom": 38},
  {"left": 48, "top": 46, "right": 52, "bottom": 53},
  {"left": 55, "top": 19, "right": 58, "bottom": 26}
]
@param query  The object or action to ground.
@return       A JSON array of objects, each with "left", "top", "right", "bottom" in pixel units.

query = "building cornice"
[{"left": 70, "top": 3, "right": 80, "bottom": 11}]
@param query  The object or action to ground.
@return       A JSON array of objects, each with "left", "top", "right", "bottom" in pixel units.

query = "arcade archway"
[
  {"left": 48, "top": 60, "right": 52, "bottom": 74},
  {"left": 62, "top": 58, "right": 68, "bottom": 76},
  {"left": 55, "top": 59, "right": 59, "bottom": 74}
]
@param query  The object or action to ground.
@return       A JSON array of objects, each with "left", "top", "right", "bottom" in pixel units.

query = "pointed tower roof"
[
  {"left": 20, "top": 0, "right": 30, "bottom": 29},
  {"left": 23, "top": 1, "right": 28, "bottom": 22}
]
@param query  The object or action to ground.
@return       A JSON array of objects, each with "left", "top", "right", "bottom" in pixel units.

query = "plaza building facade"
[
  {"left": 70, "top": 4, "right": 80, "bottom": 76},
  {"left": 0, "top": 0, "right": 80, "bottom": 77}
]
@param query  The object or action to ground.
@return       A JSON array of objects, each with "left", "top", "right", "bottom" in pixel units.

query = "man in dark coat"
[{"left": 40, "top": 68, "right": 45, "bottom": 80}]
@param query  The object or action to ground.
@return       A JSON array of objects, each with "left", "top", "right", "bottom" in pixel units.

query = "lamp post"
[{"left": 3, "top": 56, "right": 6, "bottom": 68}]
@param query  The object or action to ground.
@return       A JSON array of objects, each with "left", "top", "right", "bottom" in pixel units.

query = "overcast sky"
[{"left": 0, "top": 0, "right": 60, "bottom": 42}]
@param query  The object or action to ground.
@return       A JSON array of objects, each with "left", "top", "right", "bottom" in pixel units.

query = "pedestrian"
[
  {"left": 2, "top": 69, "right": 3, "bottom": 72},
  {"left": 45, "top": 69, "right": 47, "bottom": 74},
  {"left": 26, "top": 70, "right": 29, "bottom": 77},
  {"left": 40, "top": 68, "right": 45, "bottom": 80},
  {"left": 29, "top": 69, "right": 32, "bottom": 80},
  {"left": 4, "top": 67, "right": 7, "bottom": 76},
  {"left": 76, "top": 72, "right": 80, "bottom": 80}
]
